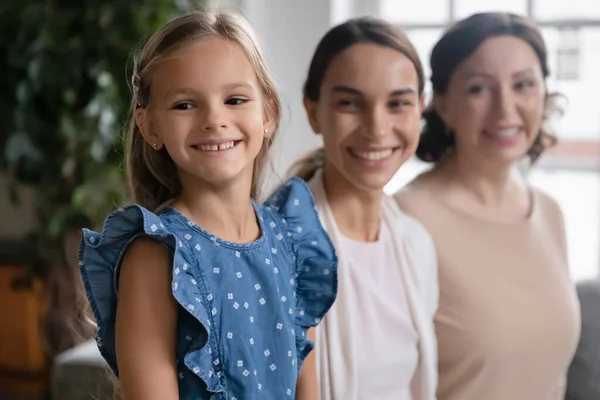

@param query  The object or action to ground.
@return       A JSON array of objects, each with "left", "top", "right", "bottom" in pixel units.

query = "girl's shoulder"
[
  {"left": 259, "top": 177, "right": 339, "bottom": 361},
  {"left": 259, "top": 177, "right": 325, "bottom": 242}
]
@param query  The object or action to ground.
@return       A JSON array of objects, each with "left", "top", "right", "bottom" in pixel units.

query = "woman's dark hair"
[
  {"left": 417, "top": 12, "right": 560, "bottom": 163},
  {"left": 288, "top": 17, "right": 425, "bottom": 182}
]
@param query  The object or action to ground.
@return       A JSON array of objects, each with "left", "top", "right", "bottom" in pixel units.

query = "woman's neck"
[
  {"left": 438, "top": 153, "right": 523, "bottom": 206},
  {"left": 430, "top": 153, "right": 532, "bottom": 221},
  {"left": 322, "top": 164, "right": 382, "bottom": 242}
]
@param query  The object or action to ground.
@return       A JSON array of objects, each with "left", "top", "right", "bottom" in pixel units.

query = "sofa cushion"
[
  {"left": 51, "top": 340, "right": 114, "bottom": 400},
  {"left": 566, "top": 279, "right": 600, "bottom": 400}
]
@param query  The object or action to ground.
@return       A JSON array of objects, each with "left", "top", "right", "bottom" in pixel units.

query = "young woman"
[{"left": 290, "top": 17, "right": 438, "bottom": 400}]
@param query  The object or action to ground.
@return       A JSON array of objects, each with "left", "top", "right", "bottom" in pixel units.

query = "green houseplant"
[{"left": 0, "top": 0, "right": 205, "bottom": 358}]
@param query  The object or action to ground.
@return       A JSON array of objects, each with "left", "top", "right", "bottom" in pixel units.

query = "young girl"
[
  {"left": 78, "top": 11, "right": 337, "bottom": 400},
  {"left": 290, "top": 17, "right": 438, "bottom": 400}
]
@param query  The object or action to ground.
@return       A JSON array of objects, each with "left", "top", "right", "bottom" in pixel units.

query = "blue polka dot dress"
[{"left": 79, "top": 178, "right": 338, "bottom": 400}]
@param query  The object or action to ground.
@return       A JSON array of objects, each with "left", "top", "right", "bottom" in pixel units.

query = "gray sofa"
[
  {"left": 51, "top": 340, "right": 113, "bottom": 400},
  {"left": 51, "top": 280, "right": 600, "bottom": 400},
  {"left": 566, "top": 279, "right": 600, "bottom": 400}
]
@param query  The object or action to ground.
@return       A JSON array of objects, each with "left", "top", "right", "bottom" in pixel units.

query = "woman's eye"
[
  {"left": 515, "top": 80, "right": 534, "bottom": 91},
  {"left": 389, "top": 99, "right": 410, "bottom": 108},
  {"left": 468, "top": 84, "right": 487, "bottom": 94}
]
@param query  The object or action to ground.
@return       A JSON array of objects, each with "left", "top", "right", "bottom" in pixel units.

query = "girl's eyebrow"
[
  {"left": 222, "top": 81, "right": 256, "bottom": 90},
  {"left": 165, "top": 81, "right": 256, "bottom": 98}
]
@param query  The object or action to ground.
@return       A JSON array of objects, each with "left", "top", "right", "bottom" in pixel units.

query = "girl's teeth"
[
  {"left": 199, "top": 141, "right": 235, "bottom": 151},
  {"left": 352, "top": 149, "right": 393, "bottom": 160}
]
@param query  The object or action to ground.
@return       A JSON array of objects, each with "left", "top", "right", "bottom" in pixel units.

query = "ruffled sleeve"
[
  {"left": 264, "top": 178, "right": 338, "bottom": 369},
  {"left": 78, "top": 205, "right": 224, "bottom": 394}
]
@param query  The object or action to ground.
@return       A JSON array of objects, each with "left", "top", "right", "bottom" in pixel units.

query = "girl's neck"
[
  {"left": 322, "top": 164, "right": 382, "bottom": 242},
  {"left": 174, "top": 171, "right": 260, "bottom": 243}
]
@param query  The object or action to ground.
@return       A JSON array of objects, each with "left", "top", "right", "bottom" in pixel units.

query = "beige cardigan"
[{"left": 309, "top": 171, "right": 439, "bottom": 400}]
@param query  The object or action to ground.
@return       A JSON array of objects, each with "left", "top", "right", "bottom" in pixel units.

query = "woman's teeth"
[
  {"left": 488, "top": 128, "right": 520, "bottom": 138},
  {"left": 351, "top": 149, "right": 394, "bottom": 160},
  {"left": 198, "top": 141, "right": 235, "bottom": 151}
]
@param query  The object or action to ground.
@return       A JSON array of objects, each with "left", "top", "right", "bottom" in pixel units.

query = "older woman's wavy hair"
[{"left": 417, "top": 12, "right": 563, "bottom": 164}]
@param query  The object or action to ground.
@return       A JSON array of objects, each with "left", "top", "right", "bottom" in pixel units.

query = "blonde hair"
[{"left": 126, "top": 11, "right": 281, "bottom": 211}]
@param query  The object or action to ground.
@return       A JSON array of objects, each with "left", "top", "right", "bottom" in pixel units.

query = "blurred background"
[{"left": 0, "top": 0, "right": 598, "bottom": 399}]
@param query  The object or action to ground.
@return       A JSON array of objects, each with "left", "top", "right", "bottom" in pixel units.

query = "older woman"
[{"left": 395, "top": 12, "right": 581, "bottom": 400}]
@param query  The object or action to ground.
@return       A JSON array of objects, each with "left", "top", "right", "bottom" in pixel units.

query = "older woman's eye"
[{"left": 468, "top": 84, "right": 487, "bottom": 94}]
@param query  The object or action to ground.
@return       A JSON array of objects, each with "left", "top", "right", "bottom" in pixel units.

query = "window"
[
  {"left": 555, "top": 28, "right": 581, "bottom": 81},
  {"left": 534, "top": 0, "right": 600, "bottom": 21},
  {"left": 454, "top": 0, "right": 528, "bottom": 19},
  {"left": 543, "top": 27, "right": 600, "bottom": 141},
  {"left": 528, "top": 169, "right": 600, "bottom": 282},
  {"left": 380, "top": 0, "right": 449, "bottom": 25}
]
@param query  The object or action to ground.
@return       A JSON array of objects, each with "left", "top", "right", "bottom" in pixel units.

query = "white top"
[
  {"left": 309, "top": 170, "right": 439, "bottom": 400},
  {"left": 339, "top": 218, "right": 418, "bottom": 400}
]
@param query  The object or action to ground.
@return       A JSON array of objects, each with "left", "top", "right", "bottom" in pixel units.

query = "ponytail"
[
  {"left": 287, "top": 148, "right": 326, "bottom": 182},
  {"left": 415, "top": 106, "right": 455, "bottom": 163}
]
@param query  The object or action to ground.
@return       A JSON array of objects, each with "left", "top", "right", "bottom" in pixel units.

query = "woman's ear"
[
  {"left": 418, "top": 93, "right": 426, "bottom": 112},
  {"left": 303, "top": 96, "right": 322, "bottom": 135},
  {"left": 432, "top": 94, "right": 451, "bottom": 128}
]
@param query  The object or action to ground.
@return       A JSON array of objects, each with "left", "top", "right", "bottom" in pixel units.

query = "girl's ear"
[
  {"left": 262, "top": 97, "right": 278, "bottom": 137},
  {"left": 135, "top": 108, "right": 163, "bottom": 150}
]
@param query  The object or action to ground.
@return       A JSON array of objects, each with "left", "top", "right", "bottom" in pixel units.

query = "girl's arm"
[
  {"left": 295, "top": 328, "right": 320, "bottom": 400},
  {"left": 115, "top": 237, "right": 179, "bottom": 400}
]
